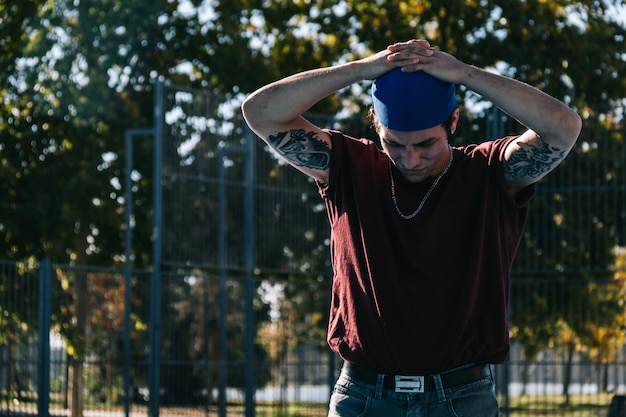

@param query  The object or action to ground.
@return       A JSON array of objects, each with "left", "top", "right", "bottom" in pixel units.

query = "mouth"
[
  {"left": 400, "top": 168, "right": 429, "bottom": 182},
  {"left": 402, "top": 167, "right": 427, "bottom": 176}
]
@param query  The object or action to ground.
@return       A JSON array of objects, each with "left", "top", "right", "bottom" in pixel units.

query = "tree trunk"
[
  {"left": 562, "top": 342, "right": 574, "bottom": 407},
  {"left": 521, "top": 361, "right": 528, "bottom": 396},
  {"left": 106, "top": 341, "right": 114, "bottom": 403},
  {"left": 68, "top": 360, "right": 84, "bottom": 417},
  {"left": 6, "top": 341, "right": 13, "bottom": 405},
  {"left": 69, "top": 267, "right": 88, "bottom": 417},
  {"left": 63, "top": 354, "right": 69, "bottom": 409}
]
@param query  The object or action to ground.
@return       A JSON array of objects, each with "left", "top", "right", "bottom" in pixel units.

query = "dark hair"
[
  {"left": 369, "top": 107, "right": 458, "bottom": 137},
  {"left": 441, "top": 110, "right": 457, "bottom": 136}
]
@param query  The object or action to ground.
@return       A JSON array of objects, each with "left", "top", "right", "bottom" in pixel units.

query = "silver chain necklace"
[{"left": 389, "top": 145, "right": 453, "bottom": 220}]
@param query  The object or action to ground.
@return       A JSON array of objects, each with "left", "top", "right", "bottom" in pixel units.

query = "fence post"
[
  {"left": 486, "top": 106, "right": 504, "bottom": 140},
  {"left": 149, "top": 79, "right": 165, "bottom": 417},
  {"left": 217, "top": 146, "right": 228, "bottom": 417},
  {"left": 37, "top": 259, "right": 51, "bottom": 417},
  {"left": 124, "top": 128, "right": 155, "bottom": 417},
  {"left": 243, "top": 124, "right": 256, "bottom": 417}
]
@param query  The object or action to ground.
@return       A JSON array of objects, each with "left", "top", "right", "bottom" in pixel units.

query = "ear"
[{"left": 449, "top": 108, "right": 460, "bottom": 134}]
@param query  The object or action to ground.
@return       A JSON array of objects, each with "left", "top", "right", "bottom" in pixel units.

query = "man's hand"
[
  {"left": 386, "top": 40, "right": 467, "bottom": 84},
  {"left": 348, "top": 39, "right": 438, "bottom": 80}
]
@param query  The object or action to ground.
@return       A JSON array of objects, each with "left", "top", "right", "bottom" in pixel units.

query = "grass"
[
  {"left": 1, "top": 393, "right": 617, "bottom": 417},
  {"left": 501, "top": 392, "right": 613, "bottom": 416},
  {"left": 251, "top": 394, "right": 616, "bottom": 417},
  {"left": 253, "top": 393, "right": 616, "bottom": 417}
]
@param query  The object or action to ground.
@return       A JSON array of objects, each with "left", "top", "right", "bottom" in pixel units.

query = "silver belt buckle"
[{"left": 394, "top": 375, "right": 425, "bottom": 393}]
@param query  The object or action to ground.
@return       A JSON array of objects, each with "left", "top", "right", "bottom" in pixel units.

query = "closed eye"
[
  {"left": 384, "top": 140, "right": 404, "bottom": 148},
  {"left": 382, "top": 137, "right": 437, "bottom": 148},
  {"left": 414, "top": 138, "right": 436, "bottom": 148}
]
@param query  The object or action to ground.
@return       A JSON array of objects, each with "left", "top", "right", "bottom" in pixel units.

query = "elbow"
[
  {"left": 241, "top": 94, "right": 258, "bottom": 126},
  {"left": 570, "top": 111, "right": 583, "bottom": 143},
  {"left": 561, "top": 108, "right": 583, "bottom": 150},
  {"left": 241, "top": 93, "right": 270, "bottom": 136},
  {"left": 241, "top": 92, "right": 277, "bottom": 135},
  {"left": 242, "top": 92, "right": 287, "bottom": 141}
]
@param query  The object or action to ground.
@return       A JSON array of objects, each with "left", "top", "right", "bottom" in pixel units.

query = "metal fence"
[
  {"left": 1, "top": 82, "right": 625, "bottom": 417},
  {"left": 2, "top": 262, "right": 626, "bottom": 417}
]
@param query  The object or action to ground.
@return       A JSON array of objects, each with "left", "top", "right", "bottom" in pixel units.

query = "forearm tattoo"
[
  {"left": 505, "top": 138, "right": 567, "bottom": 180},
  {"left": 267, "top": 129, "right": 331, "bottom": 170}
]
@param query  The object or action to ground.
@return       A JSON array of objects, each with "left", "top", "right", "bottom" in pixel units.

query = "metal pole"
[
  {"left": 124, "top": 131, "right": 133, "bottom": 417},
  {"left": 149, "top": 80, "right": 165, "bottom": 417},
  {"left": 217, "top": 147, "right": 227, "bottom": 417},
  {"left": 124, "top": 128, "right": 154, "bottom": 417},
  {"left": 243, "top": 125, "right": 256, "bottom": 417},
  {"left": 486, "top": 105, "right": 504, "bottom": 140},
  {"left": 217, "top": 144, "right": 246, "bottom": 415},
  {"left": 37, "top": 259, "right": 51, "bottom": 417}
]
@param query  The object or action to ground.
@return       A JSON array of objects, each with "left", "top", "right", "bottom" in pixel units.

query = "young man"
[{"left": 242, "top": 39, "right": 581, "bottom": 416}]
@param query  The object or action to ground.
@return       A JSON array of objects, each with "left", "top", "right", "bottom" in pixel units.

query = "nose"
[{"left": 401, "top": 146, "right": 422, "bottom": 169}]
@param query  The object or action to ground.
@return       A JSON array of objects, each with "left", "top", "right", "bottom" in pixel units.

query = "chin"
[{"left": 402, "top": 173, "right": 429, "bottom": 183}]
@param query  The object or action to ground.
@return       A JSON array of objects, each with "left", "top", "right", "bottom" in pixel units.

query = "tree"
[
  {"left": 1, "top": 0, "right": 625, "bottom": 414},
  {"left": 0, "top": 261, "right": 39, "bottom": 405},
  {"left": 1, "top": 1, "right": 197, "bottom": 414}
]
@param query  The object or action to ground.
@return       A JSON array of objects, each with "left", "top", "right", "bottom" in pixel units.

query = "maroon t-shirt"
[{"left": 317, "top": 130, "right": 536, "bottom": 375}]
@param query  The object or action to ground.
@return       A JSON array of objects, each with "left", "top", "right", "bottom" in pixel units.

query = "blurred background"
[{"left": 1, "top": 1, "right": 626, "bottom": 416}]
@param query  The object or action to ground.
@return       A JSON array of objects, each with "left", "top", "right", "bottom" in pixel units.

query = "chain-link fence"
[
  {"left": 1, "top": 82, "right": 625, "bottom": 417},
  {"left": 2, "top": 261, "right": 626, "bottom": 417}
]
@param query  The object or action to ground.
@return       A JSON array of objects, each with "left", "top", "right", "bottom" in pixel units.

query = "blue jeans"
[{"left": 328, "top": 365, "right": 499, "bottom": 417}]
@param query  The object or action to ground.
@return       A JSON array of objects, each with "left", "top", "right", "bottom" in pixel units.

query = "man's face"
[{"left": 380, "top": 124, "right": 451, "bottom": 183}]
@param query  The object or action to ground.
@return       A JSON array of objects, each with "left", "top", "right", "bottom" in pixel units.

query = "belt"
[{"left": 343, "top": 362, "right": 491, "bottom": 393}]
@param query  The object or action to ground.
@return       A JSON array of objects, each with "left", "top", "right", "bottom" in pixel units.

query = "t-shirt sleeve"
[{"left": 488, "top": 136, "right": 537, "bottom": 208}]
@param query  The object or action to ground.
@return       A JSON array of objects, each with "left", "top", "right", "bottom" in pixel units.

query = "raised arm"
[
  {"left": 457, "top": 66, "right": 581, "bottom": 197},
  {"left": 387, "top": 40, "right": 582, "bottom": 197},
  {"left": 241, "top": 41, "right": 435, "bottom": 184}
]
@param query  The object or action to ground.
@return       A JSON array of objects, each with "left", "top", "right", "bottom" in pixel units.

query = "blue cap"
[{"left": 371, "top": 69, "right": 457, "bottom": 131}]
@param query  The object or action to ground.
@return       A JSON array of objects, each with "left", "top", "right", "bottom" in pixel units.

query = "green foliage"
[
  {"left": 1, "top": 0, "right": 625, "bottom": 405},
  {"left": 2, "top": 0, "right": 624, "bottom": 265},
  {"left": 0, "top": 0, "right": 40, "bottom": 86}
]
